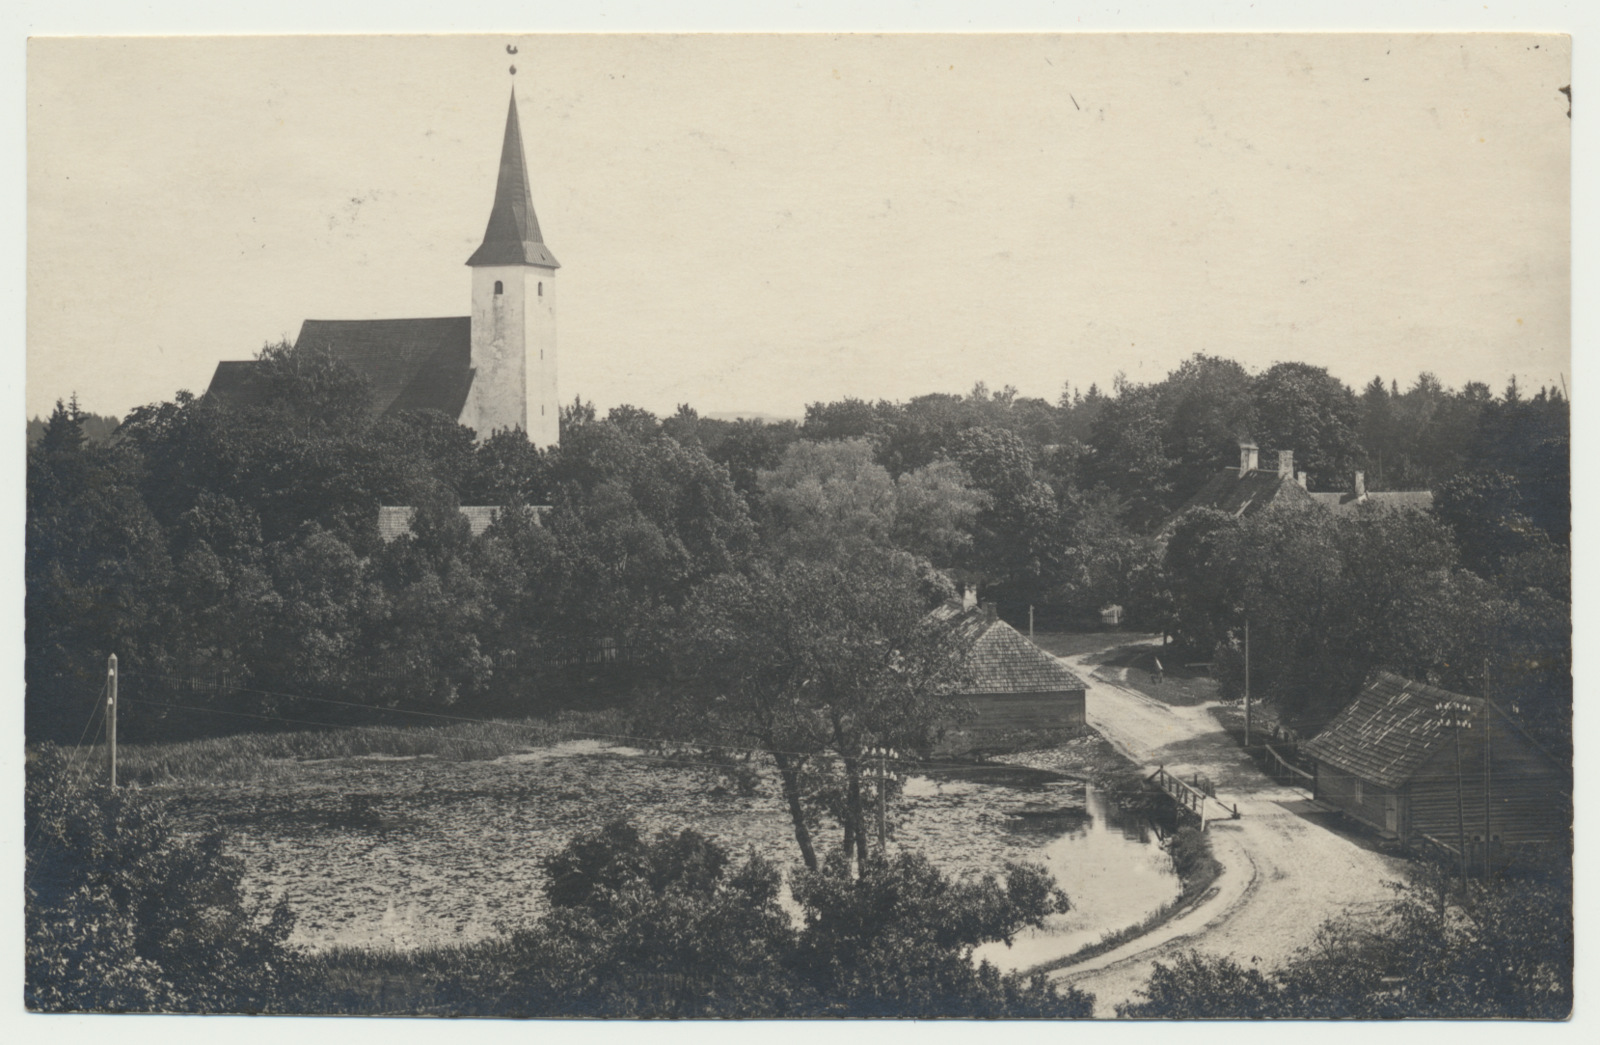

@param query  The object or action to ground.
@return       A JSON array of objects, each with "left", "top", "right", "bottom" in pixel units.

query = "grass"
[
  {"left": 1090, "top": 645, "right": 1220, "bottom": 707},
  {"left": 90, "top": 708, "right": 633, "bottom": 787},
  {"left": 1026, "top": 630, "right": 1160, "bottom": 659},
  {"left": 281, "top": 940, "right": 526, "bottom": 1016}
]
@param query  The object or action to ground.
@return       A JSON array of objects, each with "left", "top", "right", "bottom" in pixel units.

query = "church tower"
[{"left": 464, "top": 89, "right": 560, "bottom": 446}]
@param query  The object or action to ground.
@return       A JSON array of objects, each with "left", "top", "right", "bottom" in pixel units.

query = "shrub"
[
  {"left": 505, "top": 820, "right": 1096, "bottom": 1018},
  {"left": 788, "top": 849, "right": 1093, "bottom": 1017},
  {"left": 25, "top": 746, "right": 296, "bottom": 1012}
]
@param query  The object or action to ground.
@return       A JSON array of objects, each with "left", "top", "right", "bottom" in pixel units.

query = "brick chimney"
[
  {"left": 1296, "top": 470, "right": 1308, "bottom": 489},
  {"left": 1238, "top": 441, "right": 1259, "bottom": 474},
  {"left": 980, "top": 601, "right": 998, "bottom": 622},
  {"left": 1353, "top": 471, "right": 1366, "bottom": 499},
  {"left": 961, "top": 584, "right": 978, "bottom": 611},
  {"left": 1277, "top": 449, "right": 1294, "bottom": 480}
]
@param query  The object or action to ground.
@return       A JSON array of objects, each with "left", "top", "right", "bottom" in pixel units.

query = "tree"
[
  {"left": 511, "top": 820, "right": 800, "bottom": 1017},
  {"left": 789, "top": 849, "right": 1091, "bottom": 1017},
  {"left": 1250, "top": 362, "right": 1360, "bottom": 490},
  {"left": 1083, "top": 381, "right": 1175, "bottom": 528},
  {"left": 950, "top": 426, "right": 1063, "bottom": 602},
  {"left": 756, "top": 438, "right": 985, "bottom": 566},
  {"left": 659, "top": 552, "right": 975, "bottom": 871},
  {"left": 508, "top": 820, "right": 1091, "bottom": 1018},
  {"left": 27, "top": 401, "right": 175, "bottom": 742}
]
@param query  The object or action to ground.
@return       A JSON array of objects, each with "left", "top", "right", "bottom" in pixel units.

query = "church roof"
[
  {"left": 297, "top": 318, "right": 473, "bottom": 418},
  {"left": 466, "top": 90, "right": 559, "bottom": 269},
  {"left": 205, "top": 317, "right": 474, "bottom": 421}
]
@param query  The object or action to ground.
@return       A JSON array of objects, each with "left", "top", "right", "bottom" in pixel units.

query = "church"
[{"left": 205, "top": 90, "right": 562, "bottom": 447}]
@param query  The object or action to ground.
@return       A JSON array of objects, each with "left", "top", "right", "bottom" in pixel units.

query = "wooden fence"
[{"left": 1260, "top": 742, "right": 1315, "bottom": 789}]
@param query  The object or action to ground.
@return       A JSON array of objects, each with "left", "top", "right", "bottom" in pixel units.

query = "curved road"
[{"left": 1048, "top": 650, "right": 1410, "bottom": 1016}]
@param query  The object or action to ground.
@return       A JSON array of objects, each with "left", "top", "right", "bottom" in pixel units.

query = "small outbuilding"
[
  {"left": 939, "top": 604, "right": 1088, "bottom": 743},
  {"left": 1301, "top": 672, "right": 1567, "bottom": 864}
]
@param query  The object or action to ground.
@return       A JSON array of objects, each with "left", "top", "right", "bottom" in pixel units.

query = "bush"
[
  {"left": 1120, "top": 855, "right": 1572, "bottom": 1019},
  {"left": 507, "top": 820, "right": 802, "bottom": 1017},
  {"left": 504, "top": 820, "right": 1096, "bottom": 1018},
  {"left": 25, "top": 746, "right": 296, "bottom": 1012},
  {"left": 790, "top": 848, "right": 1094, "bottom": 1017}
]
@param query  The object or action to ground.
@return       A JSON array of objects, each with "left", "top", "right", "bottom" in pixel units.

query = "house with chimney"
[
  {"left": 1162, "top": 441, "right": 1434, "bottom": 536},
  {"left": 1308, "top": 472, "right": 1434, "bottom": 515},
  {"left": 1159, "top": 441, "right": 1315, "bottom": 536},
  {"left": 933, "top": 601, "right": 1089, "bottom": 750}
]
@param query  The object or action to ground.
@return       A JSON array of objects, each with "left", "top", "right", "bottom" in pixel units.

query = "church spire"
[{"left": 467, "top": 89, "right": 559, "bottom": 269}]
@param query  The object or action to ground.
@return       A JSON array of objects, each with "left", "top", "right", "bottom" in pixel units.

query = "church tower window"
[{"left": 494, "top": 280, "right": 504, "bottom": 295}]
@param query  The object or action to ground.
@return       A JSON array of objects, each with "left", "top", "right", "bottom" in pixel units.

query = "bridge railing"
[{"left": 1146, "top": 765, "right": 1239, "bottom": 828}]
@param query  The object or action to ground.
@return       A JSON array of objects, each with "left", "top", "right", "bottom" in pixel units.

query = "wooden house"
[
  {"left": 1301, "top": 672, "right": 1567, "bottom": 864},
  {"left": 937, "top": 604, "right": 1088, "bottom": 744}
]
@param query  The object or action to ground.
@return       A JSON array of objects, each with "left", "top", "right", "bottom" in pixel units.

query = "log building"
[{"left": 1301, "top": 672, "right": 1567, "bottom": 866}]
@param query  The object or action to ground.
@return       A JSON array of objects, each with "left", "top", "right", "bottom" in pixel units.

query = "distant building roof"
[
  {"left": 206, "top": 317, "right": 474, "bottom": 421},
  {"left": 1163, "top": 465, "right": 1314, "bottom": 533},
  {"left": 1308, "top": 490, "right": 1435, "bottom": 514},
  {"left": 466, "top": 89, "right": 559, "bottom": 269},
  {"left": 377, "top": 505, "right": 546, "bottom": 541},
  {"left": 1301, "top": 671, "right": 1555, "bottom": 789},
  {"left": 934, "top": 605, "right": 1087, "bottom": 694}
]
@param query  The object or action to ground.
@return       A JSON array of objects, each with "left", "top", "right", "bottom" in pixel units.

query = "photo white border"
[{"left": 5, "top": 3, "right": 1590, "bottom": 1043}]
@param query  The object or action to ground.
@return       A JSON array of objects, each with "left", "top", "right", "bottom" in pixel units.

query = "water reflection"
[{"left": 975, "top": 783, "right": 1180, "bottom": 972}]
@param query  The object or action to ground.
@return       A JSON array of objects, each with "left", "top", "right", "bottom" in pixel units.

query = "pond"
[
  {"left": 164, "top": 744, "right": 1178, "bottom": 957},
  {"left": 972, "top": 782, "right": 1181, "bottom": 972}
]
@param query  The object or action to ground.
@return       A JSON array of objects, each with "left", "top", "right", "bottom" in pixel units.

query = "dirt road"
[{"left": 1049, "top": 650, "right": 1410, "bottom": 1016}]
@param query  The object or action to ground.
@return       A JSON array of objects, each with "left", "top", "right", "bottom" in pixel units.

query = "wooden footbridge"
[{"left": 1147, "top": 765, "right": 1240, "bottom": 829}]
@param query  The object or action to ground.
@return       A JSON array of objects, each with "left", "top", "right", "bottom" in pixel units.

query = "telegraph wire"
[
  {"left": 118, "top": 670, "right": 1016, "bottom": 774},
  {"left": 117, "top": 695, "right": 850, "bottom": 782}
]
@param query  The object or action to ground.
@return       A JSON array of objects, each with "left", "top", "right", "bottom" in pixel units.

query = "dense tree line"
[{"left": 28, "top": 342, "right": 1567, "bottom": 751}]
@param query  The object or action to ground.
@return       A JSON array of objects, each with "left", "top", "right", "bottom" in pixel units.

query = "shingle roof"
[
  {"left": 1308, "top": 490, "right": 1435, "bottom": 514},
  {"left": 206, "top": 317, "right": 475, "bottom": 422},
  {"left": 943, "top": 610, "right": 1088, "bottom": 695},
  {"left": 1166, "top": 466, "right": 1315, "bottom": 532},
  {"left": 466, "top": 90, "right": 559, "bottom": 269},
  {"left": 1301, "top": 672, "right": 1477, "bottom": 789},
  {"left": 297, "top": 317, "right": 473, "bottom": 418}
]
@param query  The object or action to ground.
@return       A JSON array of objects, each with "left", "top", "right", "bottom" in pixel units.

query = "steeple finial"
[{"left": 466, "top": 79, "right": 559, "bottom": 269}]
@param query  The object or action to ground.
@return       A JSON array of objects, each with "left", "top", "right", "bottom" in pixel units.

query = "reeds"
[{"left": 80, "top": 708, "right": 632, "bottom": 786}]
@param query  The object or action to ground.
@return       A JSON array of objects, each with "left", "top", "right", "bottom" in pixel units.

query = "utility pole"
[
  {"left": 1438, "top": 698, "right": 1473, "bottom": 891},
  {"left": 107, "top": 653, "right": 118, "bottom": 790},
  {"left": 876, "top": 748, "right": 888, "bottom": 851},
  {"left": 1243, "top": 619, "right": 1251, "bottom": 747},
  {"left": 1483, "top": 658, "right": 1493, "bottom": 880}
]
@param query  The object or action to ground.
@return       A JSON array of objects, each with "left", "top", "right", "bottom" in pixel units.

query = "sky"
[{"left": 26, "top": 32, "right": 1571, "bottom": 422}]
